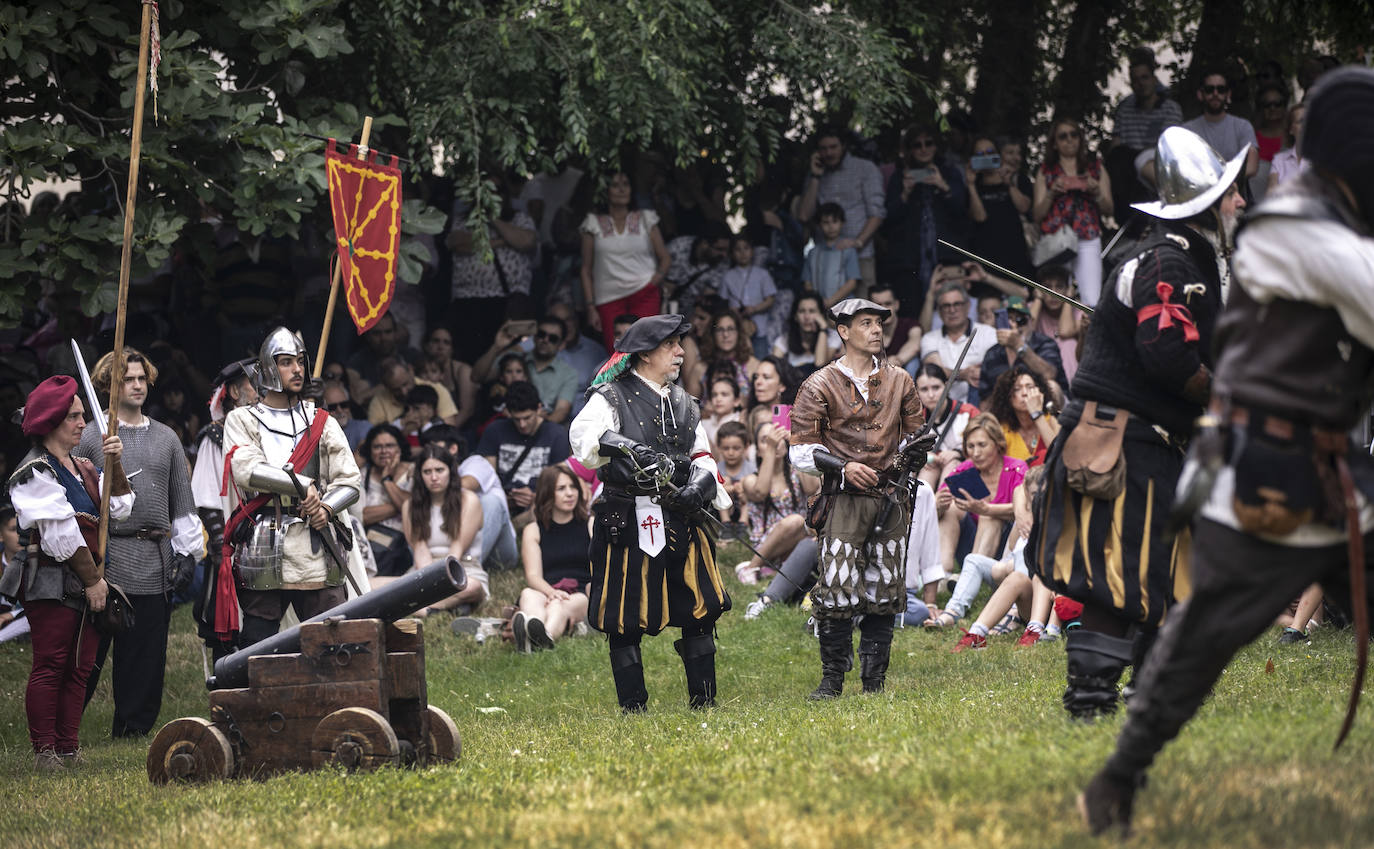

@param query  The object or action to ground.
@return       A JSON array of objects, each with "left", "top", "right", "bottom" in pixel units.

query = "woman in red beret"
[{"left": 0, "top": 375, "right": 133, "bottom": 771}]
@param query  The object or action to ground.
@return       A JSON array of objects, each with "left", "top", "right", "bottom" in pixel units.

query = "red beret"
[{"left": 22, "top": 375, "right": 79, "bottom": 437}]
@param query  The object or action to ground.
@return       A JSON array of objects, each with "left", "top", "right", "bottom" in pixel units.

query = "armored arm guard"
[
  {"left": 247, "top": 464, "right": 316, "bottom": 497},
  {"left": 320, "top": 484, "right": 359, "bottom": 516}
]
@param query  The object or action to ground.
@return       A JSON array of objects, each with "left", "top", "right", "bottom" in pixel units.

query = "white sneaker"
[{"left": 744, "top": 596, "right": 768, "bottom": 620}]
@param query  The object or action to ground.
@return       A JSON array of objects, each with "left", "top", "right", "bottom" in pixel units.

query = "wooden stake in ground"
[
  {"left": 98, "top": 0, "right": 155, "bottom": 558},
  {"left": 312, "top": 115, "right": 374, "bottom": 378}
]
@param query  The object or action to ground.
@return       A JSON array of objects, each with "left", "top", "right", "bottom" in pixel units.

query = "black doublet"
[{"left": 595, "top": 378, "right": 699, "bottom": 493}]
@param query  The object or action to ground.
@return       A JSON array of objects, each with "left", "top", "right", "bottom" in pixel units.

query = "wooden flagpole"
[
  {"left": 98, "top": 0, "right": 154, "bottom": 558},
  {"left": 312, "top": 115, "right": 374, "bottom": 378}
]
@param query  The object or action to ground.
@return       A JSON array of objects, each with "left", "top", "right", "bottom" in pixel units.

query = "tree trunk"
[
  {"left": 1052, "top": 0, "right": 1120, "bottom": 124},
  {"left": 971, "top": 0, "right": 1048, "bottom": 137}
]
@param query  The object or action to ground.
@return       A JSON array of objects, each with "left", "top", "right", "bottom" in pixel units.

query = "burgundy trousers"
[
  {"left": 596, "top": 283, "right": 662, "bottom": 352},
  {"left": 25, "top": 600, "right": 98, "bottom": 753}
]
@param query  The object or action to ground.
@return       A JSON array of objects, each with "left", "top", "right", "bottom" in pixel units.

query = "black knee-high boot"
[
  {"left": 1121, "top": 627, "right": 1158, "bottom": 705},
  {"left": 674, "top": 633, "right": 717, "bottom": 709},
  {"left": 858, "top": 615, "right": 895, "bottom": 693},
  {"left": 809, "top": 617, "right": 854, "bottom": 700},
  {"left": 1063, "top": 629, "right": 1134, "bottom": 719},
  {"left": 609, "top": 643, "right": 648, "bottom": 714}
]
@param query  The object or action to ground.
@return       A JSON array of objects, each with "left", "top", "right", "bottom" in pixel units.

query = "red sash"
[{"left": 213, "top": 409, "right": 330, "bottom": 639}]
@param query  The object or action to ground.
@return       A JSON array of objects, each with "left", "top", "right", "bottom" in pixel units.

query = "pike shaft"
[{"left": 937, "top": 239, "right": 1094, "bottom": 314}]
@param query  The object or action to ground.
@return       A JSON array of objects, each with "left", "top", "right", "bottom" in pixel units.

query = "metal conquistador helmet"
[
  {"left": 257, "top": 326, "right": 309, "bottom": 393},
  {"left": 1133, "top": 126, "right": 1249, "bottom": 220}
]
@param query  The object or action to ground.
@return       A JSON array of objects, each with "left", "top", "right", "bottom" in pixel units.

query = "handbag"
[
  {"left": 92, "top": 581, "right": 136, "bottom": 637},
  {"left": 1032, "top": 225, "right": 1079, "bottom": 267},
  {"left": 1062, "top": 401, "right": 1128, "bottom": 500},
  {"left": 366, "top": 523, "right": 413, "bottom": 577}
]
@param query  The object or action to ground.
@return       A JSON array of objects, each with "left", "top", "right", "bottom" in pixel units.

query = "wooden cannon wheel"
[
  {"left": 425, "top": 705, "right": 461, "bottom": 763},
  {"left": 311, "top": 707, "right": 400, "bottom": 771},
  {"left": 147, "top": 717, "right": 235, "bottom": 784}
]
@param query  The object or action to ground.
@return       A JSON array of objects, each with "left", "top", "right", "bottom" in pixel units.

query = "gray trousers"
[{"left": 1105, "top": 518, "right": 1373, "bottom": 780}]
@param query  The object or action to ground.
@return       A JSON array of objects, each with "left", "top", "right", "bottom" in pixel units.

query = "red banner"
[{"left": 326, "top": 139, "right": 403, "bottom": 334}]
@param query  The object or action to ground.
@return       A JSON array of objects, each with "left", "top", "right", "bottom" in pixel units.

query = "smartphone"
[
  {"left": 906, "top": 167, "right": 935, "bottom": 182},
  {"left": 1060, "top": 175, "right": 1087, "bottom": 191},
  {"left": 994, "top": 309, "right": 1011, "bottom": 330},
  {"left": 504, "top": 319, "right": 537, "bottom": 338},
  {"left": 771, "top": 404, "right": 792, "bottom": 432},
  {"left": 970, "top": 154, "right": 1002, "bottom": 171}
]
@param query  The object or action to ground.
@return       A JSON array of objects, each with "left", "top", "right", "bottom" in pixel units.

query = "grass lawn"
[{"left": 1, "top": 542, "right": 1370, "bottom": 849}]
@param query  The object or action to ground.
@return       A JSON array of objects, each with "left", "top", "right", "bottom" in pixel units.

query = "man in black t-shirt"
[{"left": 476, "top": 381, "right": 570, "bottom": 516}]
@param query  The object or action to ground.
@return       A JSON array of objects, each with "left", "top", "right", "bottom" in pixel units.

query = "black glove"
[
  {"left": 904, "top": 431, "right": 939, "bottom": 470},
  {"left": 666, "top": 466, "right": 717, "bottom": 515},
  {"left": 168, "top": 552, "right": 198, "bottom": 595},
  {"left": 600, "top": 431, "right": 674, "bottom": 484}
]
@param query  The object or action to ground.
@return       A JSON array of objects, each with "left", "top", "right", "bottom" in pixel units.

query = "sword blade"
[
  {"left": 938, "top": 239, "right": 1094, "bottom": 314},
  {"left": 70, "top": 339, "right": 107, "bottom": 436}
]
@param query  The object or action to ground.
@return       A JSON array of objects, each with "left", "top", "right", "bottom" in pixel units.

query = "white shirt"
[
  {"left": 11, "top": 465, "right": 135, "bottom": 562},
  {"left": 920, "top": 323, "right": 997, "bottom": 403},
  {"left": 569, "top": 371, "right": 732, "bottom": 510},
  {"left": 458, "top": 454, "right": 502, "bottom": 496}
]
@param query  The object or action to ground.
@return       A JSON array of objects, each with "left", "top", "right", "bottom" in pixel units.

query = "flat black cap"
[
  {"left": 614, "top": 314, "right": 692, "bottom": 354},
  {"left": 211, "top": 357, "right": 256, "bottom": 389}
]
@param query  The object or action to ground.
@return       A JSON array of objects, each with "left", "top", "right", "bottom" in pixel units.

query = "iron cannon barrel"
[{"left": 207, "top": 556, "right": 467, "bottom": 690}]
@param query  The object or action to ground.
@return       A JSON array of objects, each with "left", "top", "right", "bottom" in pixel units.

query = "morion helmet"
[{"left": 1133, "top": 126, "right": 1249, "bottom": 220}]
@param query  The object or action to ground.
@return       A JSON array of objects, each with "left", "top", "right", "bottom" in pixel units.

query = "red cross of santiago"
[{"left": 641, "top": 514, "right": 662, "bottom": 545}]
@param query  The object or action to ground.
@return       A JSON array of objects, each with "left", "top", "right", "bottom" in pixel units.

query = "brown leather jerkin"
[{"left": 1061, "top": 401, "right": 1129, "bottom": 500}]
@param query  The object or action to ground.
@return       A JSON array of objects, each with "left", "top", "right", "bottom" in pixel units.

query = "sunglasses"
[
  {"left": 326, "top": 402, "right": 349, "bottom": 412},
  {"left": 910, "top": 139, "right": 937, "bottom": 149},
  {"left": 535, "top": 331, "right": 562, "bottom": 343},
  {"left": 1056, "top": 130, "right": 1080, "bottom": 141},
  {"left": 1202, "top": 84, "right": 1229, "bottom": 94},
  {"left": 1261, "top": 100, "right": 1285, "bottom": 108},
  {"left": 974, "top": 148, "right": 997, "bottom": 156}
]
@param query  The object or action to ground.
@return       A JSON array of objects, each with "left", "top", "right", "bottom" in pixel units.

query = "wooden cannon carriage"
[{"left": 147, "top": 557, "right": 468, "bottom": 783}]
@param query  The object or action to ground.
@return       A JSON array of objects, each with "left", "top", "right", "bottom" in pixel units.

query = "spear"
[
  {"left": 98, "top": 0, "right": 155, "bottom": 558},
  {"left": 312, "top": 116, "right": 374, "bottom": 378}
]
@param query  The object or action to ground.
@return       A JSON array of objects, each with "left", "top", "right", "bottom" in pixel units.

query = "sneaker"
[
  {"left": 1277, "top": 626, "right": 1307, "bottom": 645},
  {"left": 526, "top": 616, "right": 555, "bottom": 651},
  {"left": 951, "top": 630, "right": 987, "bottom": 653},
  {"left": 571, "top": 620, "right": 591, "bottom": 637},
  {"left": 744, "top": 595, "right": 769, "bottom": 621},
  {"left": 511, "top": 611, "right": 530, "bottom": 654},
  {"left": 1040, "top": 627, "right": 1061, "bottom": 643},
  {"left": 33, "top": 748, "right": 63, "bottom": 773},
  {"left": 1017, "top": 628, "right": 1042, "bottom": 647},
  {"left": 59, "top": 749, "right": 87, "bottom": 769}
]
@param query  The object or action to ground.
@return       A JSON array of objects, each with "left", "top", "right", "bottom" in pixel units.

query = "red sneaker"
[
  {"left": 952, "top": 630, "right": 987, "bottom": 653},
  {"left": 1017, "top": 628, "right": 1042, "bottom": 647}
]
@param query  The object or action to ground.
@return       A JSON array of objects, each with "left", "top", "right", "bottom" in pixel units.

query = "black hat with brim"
[{"left": 614, "top": 314, "right": 692, "bottom": 354}]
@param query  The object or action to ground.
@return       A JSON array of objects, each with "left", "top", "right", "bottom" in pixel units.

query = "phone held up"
[
  {"left": 906, "top": 167, "right": 936, "bottom": 183},
  {"left": 994, "top": 309, "right": 1011, "bottom": 330},
  {"left": 970, "top": 154, "right": 1002, "bottom": 172},
  {"left": 771, "top": 404, "right": 792, "bottom": 432}
]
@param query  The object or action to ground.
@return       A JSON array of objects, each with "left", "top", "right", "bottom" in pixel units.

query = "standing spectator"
[
  {"left": 1107, "top": 46, "right": 1183, "bottom": 214},
  {"left": 511, "top": 464, "right": 593, "bottom": 652},
  {"left": 3, "top": 377, "right": 132, "bottom": 768},
  {"left": 1033, "top": 117, "right": 1114, "bottom": 308},
  {"left": 967, "top": 135, "right": 1035, "bottom": 283},
  {"left": 1267, "top": 102, "right": 1308, "bottom": 192},
  {"left": 525, "top": 316, "right": 579, "bottom": 424},
  {"left": 1250, "top": 82, "right": 1290, "bottom": 201},
  {"left": 883, "top": 124, "right": 970, "bottom": 307},
  {"left": 1182, "top": 70, "right": 1260, "bottom": 179},
  {"left": 78, "top": 349, "right": 204, "bottom": 738},
  {"left": 798, "top": 126, "right": 885, "bottom": 294},
  {"left": 580, "top": 171, "right": 672, "bottom": 351},
  {"left": 801, "top": 203, "right": 860, "bottom": 308},
  {"left": 920, "top": 281, "right": 997, "bottom": 405},
  {"left": 416, "top": 326, "right": 476, "bottom": 429},
  {"left": 718, "top": 235, "right": 778, "bottom": 358},
  {"left": 476, "top": 381, "right": 571, "bottom": 519},
  {"left": 446, "top": 177, "right": 539, "bottom": 364}
]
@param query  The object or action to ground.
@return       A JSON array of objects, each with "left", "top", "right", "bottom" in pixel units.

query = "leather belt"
[
  {"left": 110, "top": 526, "right": 169, "bottom": 540},
  {"left": 1228, "top": 406, "right": 1349, "bottom": 453}
]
